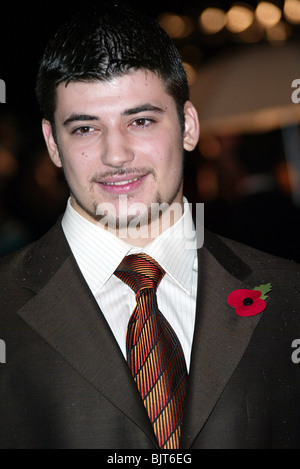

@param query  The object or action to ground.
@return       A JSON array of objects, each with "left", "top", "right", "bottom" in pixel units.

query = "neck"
[
  {"left": 106, "top": 200, "right": 185, "bottom": 247},
  {"left": 70, "top": 196, "right": 185, "bottom": 247}
]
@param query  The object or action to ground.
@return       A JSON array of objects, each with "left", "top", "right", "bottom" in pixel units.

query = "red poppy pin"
[{"left": 227, "top": 283, "right": 272, "bottom": 317}]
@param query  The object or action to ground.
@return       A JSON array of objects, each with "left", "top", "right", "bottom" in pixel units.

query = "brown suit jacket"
[{"left": 0, "top": 220, "right": 299, "bottom": 448}]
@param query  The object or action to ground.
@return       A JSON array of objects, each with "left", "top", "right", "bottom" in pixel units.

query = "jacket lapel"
[
  {"left": 180, "top": 231, "right": 263, "bottom": 449},
  {"left": 17, "top": 223, "right": 157, "bottom": 447}
]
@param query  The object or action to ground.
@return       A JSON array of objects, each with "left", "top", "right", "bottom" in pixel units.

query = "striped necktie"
[{"left": 114, "top": 253, "right": 188, "bottom": 449}]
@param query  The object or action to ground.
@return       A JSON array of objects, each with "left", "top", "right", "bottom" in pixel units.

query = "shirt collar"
[
  {"left": 62, "top": 198, "right": 197, "bottom": 295},
  {"left": 131, "top": 199, "right": 197, "bottom": 294}
]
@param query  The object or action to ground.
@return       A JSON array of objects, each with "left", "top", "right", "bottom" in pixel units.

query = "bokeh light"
[
  {"left": 226, "top": 4, "right": 255, "bottom": 33},
  {"left": 199, "top": 7, "right": 226, "bottom": 34},
  {"left": 255, "top": 1, "right": 282, "bottom": 28}
]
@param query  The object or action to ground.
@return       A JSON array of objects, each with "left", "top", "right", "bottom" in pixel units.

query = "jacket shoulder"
[
  {"left": 221, "top": 233, "right": 300, "bottom": 273},
  {"left": 0, "top": 218, "right": 70, "bottom": 305},
  {"left": 205, "top": 229, "right": 300, "bottom": 273},
  {"left": 204, "top": 230, "right": 300, "bottom": 309}
]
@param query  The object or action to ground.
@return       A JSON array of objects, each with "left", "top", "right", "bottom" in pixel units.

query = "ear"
[
  {"left": 42, "top": 119, "right": 62, "bottom": 168},
  {"left": 183, "top": 101, "right": 200, "bottom": 152}
]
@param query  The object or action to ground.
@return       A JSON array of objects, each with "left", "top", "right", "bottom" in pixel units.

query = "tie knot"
[{"left": 114, "top": 253, "right": 165, "bottom": 293}]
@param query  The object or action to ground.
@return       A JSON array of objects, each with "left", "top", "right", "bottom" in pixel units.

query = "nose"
[{"left": 101, "top": 129, "right": 135, "bottom": 168}]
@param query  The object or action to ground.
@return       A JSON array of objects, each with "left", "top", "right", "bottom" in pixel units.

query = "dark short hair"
[{"left": 36, "top": 3, "right": 189, "bottom": 131}]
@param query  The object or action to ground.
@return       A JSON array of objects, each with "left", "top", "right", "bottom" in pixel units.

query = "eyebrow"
[
  {"left": 63, "top": 114, "right": 99, "bottom": 127},
  {"left": 62, "top": 104, "right": 165, "bottom": 127},
  {"left": 121, "top": 104, "right": 165, "bottom": 116}
]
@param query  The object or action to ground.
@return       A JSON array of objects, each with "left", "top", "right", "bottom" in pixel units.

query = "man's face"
[{"left": 43, "top": 70, "right": 199, "bottom": 233}]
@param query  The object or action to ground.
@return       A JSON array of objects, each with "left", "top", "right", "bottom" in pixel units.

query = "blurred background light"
[
  {"left": 255, "top": 1, "right": 282, "bottom": 28},
  {"left": 0, "top": 148, "right": 18, "bottom": 178},
  {"left": 158, "top": 12, "right": 194, "bottom": 38},
  {"left": 237, "top": 20, "right": 265, "bottom": 42},
  {"left": 182, "top": 62, "right": 197, "bottom": 87},
  {"left": 266, "top": 20, "right": 291, "bottom": 42},
  {"left": 199, "top": 7, "right": 226, "bottom": 34},
  {"left": 198, "top": 136, "right": 222, "bottom": 160},
  {"left": 284, "top": 0, "right": 300, "bottom": 24},
  {"left": 196, "top": 166, "right": 220, "bottom": 201},
  {"left": 226, "top": 4, "right": 255, "bottom": 33}
]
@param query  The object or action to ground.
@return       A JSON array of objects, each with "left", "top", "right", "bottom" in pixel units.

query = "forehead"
[{"left": 54, "top": 70, "right": 176, "bottom": 117}]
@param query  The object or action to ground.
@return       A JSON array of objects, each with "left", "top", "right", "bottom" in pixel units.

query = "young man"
[{"left": 0, "top": 4, "right": 299, "bottom": 449}]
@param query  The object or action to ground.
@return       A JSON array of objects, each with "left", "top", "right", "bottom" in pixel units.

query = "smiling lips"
[
  {"left": 102, "top": 176, "right": 141, "bottom": 186},
  {"left": 98, "top": 173, "right": 148, "bottom": 193}
]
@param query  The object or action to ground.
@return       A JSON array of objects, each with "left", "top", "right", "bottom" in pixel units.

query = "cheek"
[
  {"left": 161, "top": 139, "right": 184, "bottom": 174},
  {"left": 60, "top": 144, "right": 94, "bottom": 174},
  {"left": 61, "top": 155, "right": 92, "bottom": 192},
  {"left": 148, "top": 132, "right": 182, "bottom": 165}
]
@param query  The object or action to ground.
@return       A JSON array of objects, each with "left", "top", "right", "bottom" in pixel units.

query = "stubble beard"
[
  {"left": 70, "top": 180, "right": 183, "bottom": 231},
  {"left": 58, "top": 147, "right": 184, "bottom": 232}
]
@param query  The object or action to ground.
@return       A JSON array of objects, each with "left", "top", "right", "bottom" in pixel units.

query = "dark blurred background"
[{"left": 1, "top": 0, "right": 300, "bottom": 261}]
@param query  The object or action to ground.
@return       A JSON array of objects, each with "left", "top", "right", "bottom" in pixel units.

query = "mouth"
[
  {"left": 101, "top": 176, "right": 141, "bottom": 186},
  {"left": 97, "top": 173, "right": 149, "bottom": 194}
]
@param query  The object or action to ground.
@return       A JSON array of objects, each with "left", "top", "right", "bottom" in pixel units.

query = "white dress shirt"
[{"left": 61, "top": 198, "right": 198, "bottom": 371}]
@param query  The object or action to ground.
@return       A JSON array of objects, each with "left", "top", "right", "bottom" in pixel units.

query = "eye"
[
  {"left": 72, "top": 126, "right": 95, "bottom": 136},
  {"left": 131, "top": 118, "right": 153, "bottom": 128}
]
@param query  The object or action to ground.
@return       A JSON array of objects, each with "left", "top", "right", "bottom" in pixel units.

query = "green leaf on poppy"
[{"left": 253, "top": 283, "right": 272, "bottom": 300}]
